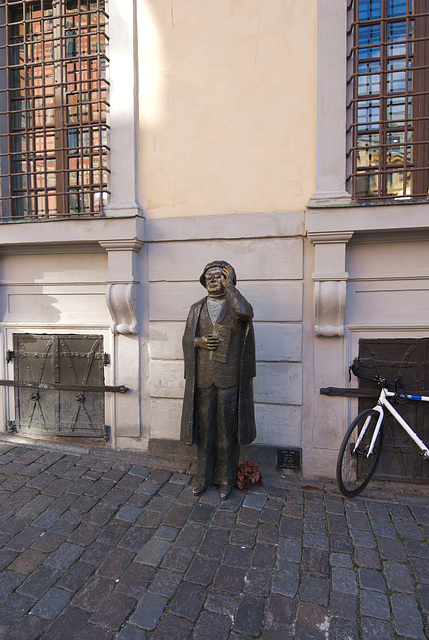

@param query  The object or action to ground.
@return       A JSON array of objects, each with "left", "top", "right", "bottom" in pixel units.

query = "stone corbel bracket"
[
  {"left": 313, "top": 279, "right": 347, "bottom": 337},
  {"left": 99, "top": 239, "right": 144, "bottom": 335},
  {"left": 106, "top": 282, "right": 139, "bottom": 335},
  {"left": 308, "top": 231, "right": 354, "bottom": 337}
]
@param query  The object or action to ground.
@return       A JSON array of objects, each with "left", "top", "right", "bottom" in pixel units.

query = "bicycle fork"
[{"left": 354, "top": 406, "right": 384, "bottom": 458}]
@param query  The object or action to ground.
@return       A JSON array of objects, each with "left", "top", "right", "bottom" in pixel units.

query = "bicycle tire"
[{"left": 336, "top": 409, "right": 384, "bottom": 498}]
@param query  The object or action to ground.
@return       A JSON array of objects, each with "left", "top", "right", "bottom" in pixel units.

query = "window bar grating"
[
  {"left": 0, "top": 0, "right": 110, "bottom": 219},
  {"left": 347, "top": 0, "right": 429, "bottom": 202}
]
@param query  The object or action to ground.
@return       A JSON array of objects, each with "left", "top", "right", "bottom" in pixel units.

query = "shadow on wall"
[
  {"left": 138, "top": 0, "right": 167, "bottom": 130},
  {"left": 2, "top": 294, "right": 62, "bottom": 325}
]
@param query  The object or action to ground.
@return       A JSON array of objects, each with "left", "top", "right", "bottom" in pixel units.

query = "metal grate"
[
  {"left": 0, "top": 0, "right": 110, "bottom": 219},
  {"left": 347, "top": 0, "right": 429, "bottom": 202}
]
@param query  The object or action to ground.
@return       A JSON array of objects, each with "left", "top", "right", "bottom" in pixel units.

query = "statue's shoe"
[
  {"left": 192, "top": 484, "right": 207, "bottom": 496},
  {"left": 219, "top": 484, "right": 233, "bottom": 500}
]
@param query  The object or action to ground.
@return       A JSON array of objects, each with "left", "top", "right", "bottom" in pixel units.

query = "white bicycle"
[{"left": 336, "top": 363, "right": 429, "bottom": 497}]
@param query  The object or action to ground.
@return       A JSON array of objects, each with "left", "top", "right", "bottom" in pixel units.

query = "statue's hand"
[
  {"left": 195, "top": 335, "right": 219, "bottom": 350},
  {"left": 221, "top": 264, "right": 233, "bottom": 288}
]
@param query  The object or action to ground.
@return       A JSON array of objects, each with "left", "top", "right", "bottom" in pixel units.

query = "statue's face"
[{"left": 205, "top": 267, "right": 224, "bottom": 295}]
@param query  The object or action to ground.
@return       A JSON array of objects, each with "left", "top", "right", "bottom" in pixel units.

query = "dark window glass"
[
  {"left": 347, "top": 0, "right": 429, "bottom": 201},
  {"left": 0, "top": 0, "right": 109, "bottom": 218}
]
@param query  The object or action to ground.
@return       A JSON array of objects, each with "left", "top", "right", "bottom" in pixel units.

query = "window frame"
[
  {"left": 346, "top": 0, "right": 429, "bottom": 202},
  {"left": 0, "top": 0, "right": 110, "bottom": 219}
]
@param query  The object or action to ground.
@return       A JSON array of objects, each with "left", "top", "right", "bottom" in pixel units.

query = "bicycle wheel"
[{"left": 336, "top": 409, "right": 384, "bottom": 498}]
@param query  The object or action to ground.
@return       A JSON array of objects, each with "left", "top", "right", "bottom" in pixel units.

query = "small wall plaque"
[{"left": 277, "top": 447, "right": 302, "bottom": 470}]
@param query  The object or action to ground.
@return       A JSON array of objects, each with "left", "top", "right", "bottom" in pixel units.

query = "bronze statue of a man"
[{"left": 181, "top": 260, "right": 256, "bottom": 500}]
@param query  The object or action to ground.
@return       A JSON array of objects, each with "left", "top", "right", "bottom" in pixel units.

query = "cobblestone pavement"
[{"left": 0, "top": 439, "right": 428, "bottom": 640}]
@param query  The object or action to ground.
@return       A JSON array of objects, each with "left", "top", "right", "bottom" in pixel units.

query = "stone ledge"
[
  {"left": 147, "top": 438, "right": 305, "bottom": 484},
  {"left": 148, "top": 438, "right": 197, "bottom": 462}
]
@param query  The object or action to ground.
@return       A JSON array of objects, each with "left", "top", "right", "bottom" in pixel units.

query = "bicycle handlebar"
[
  {"left": 349, "top": 362, "right": 386, "bottom": 386},
  {"left": 349, "top": 362, "right": 404, "bottom": 392},
  {"left": 349, "top": 361, "right": 429, "bottom": 398}
]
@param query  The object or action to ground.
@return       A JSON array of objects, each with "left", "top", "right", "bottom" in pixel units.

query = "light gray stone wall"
[{"left": 145, "top": 211, "right": 306, "bottom": 451}]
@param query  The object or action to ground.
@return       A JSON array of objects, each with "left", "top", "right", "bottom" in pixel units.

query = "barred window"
[
  {"left": 0, "top": 0, "right": 109, "bottom": 219},
  {"left": 347, "top": 0, "right": 429, "bottom": 201}
]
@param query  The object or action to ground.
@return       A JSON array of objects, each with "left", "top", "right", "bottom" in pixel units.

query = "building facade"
[{"left": 0, "top": 0, "right": 428, "bottom": 483}]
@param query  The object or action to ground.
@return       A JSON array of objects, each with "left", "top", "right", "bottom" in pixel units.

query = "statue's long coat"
[{"left": 180, "top": 289, "right": 256, "bottom": 446}]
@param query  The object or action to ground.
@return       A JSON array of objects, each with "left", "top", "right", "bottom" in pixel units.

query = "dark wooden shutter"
[
  {"left": 357, "top": 337, "right": 429, "bottom": 483},
  {"left": 13, "top": 333, "right": 106, "bottom": 438}
]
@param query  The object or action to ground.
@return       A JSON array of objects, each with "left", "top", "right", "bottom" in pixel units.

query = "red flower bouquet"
[{"left": 236, "top": 460, "right": 264, "bottom": 489}]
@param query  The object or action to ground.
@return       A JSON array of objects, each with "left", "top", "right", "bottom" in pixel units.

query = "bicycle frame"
[{"left": 355, "top": 387, "right": 429, "bottom": 459}]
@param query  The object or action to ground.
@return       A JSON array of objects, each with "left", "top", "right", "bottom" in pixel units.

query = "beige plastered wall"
[
  {"left": 135, "top": 0, "right": 318, "bottom": 464},
  {"left": 137, "top": 0, "right": 317, "bottom": 218}
]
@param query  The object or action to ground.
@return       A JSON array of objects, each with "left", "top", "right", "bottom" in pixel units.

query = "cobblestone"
[
  {"left": 391, "top": 593, "right": 426, "bottom": 639},
  {"left": 151, "top": 613, "right": 193, "bottom": 640},
  {"left": 377, "top": 535, "right": 407, "bottom": 561},
  {"left": 89, "top": 592, "right": 136, "bottom": 630},
  {"left": 161, "top": 542, "right": 192, "bottom": 572},
  {"left": 332, "top": 566, "right": 359, "bottom": 594},
  {"left": 5, "top": 525, "right": 44, "bottom": 552},
  {"left": 330, "top": 533, "right": 354, "bottom": 553},
  {"left": 302, "top": 546, "right": 329, "bottom": 575},
  {"left": 251, "top": 541, "right": 277, "bottom": 568},
  {"left": 361, "top": 616, "right": 395, "bottom": 640},
  {"left": 222, "top": 544, "right": 252, "bottom": 569},
  {"left": 98, "top": 547, "right": 135, "bottom": 580},
  {"left": 295, "top": 601, "right": 330, "bottom": 640},
  {"left": 43, "top": 542, "right": 84, "bottom": 571},
  {"left": 185, "top": 554, "right": 218, "bottom": 585},
  {"left": 57, "top": 560, "right": 95, "bottom": 591},
  {"left": 0, "top": 439, "right": 428, "bottom": 639},
  {"left": 303, "top": 532, "right": 329, "bottom": 550},
  {"left": 243, "top": 566, "right": 272, "bottom": 595},
  {"left": 30, "top": 586, "right": 72, "bottom": 619},
  {"left": 329, "top": 590, "right": 357, "bottom": 621},
  {"left": 199, "top": 527, "right": 229, "bottom": 559},
  {"left": 349, "top": 529, "right": 377, "bottom": 548},
  {"left": 116, "top": 563, "right": 154, "bottom": 599},
  {"left": 277, "top": 536, "right": 302, "bottom": 563},
  {"left": 192, "top": 611, "right": 231, "bottom": 640},
  {"left": 354, "top": 546, "right": 382, "bottom": 569},
  {"left": 0, "top": 569, "right": 25, "bottom": 595},
  {"left": 17, "top": 564, "right": 60, "bottom": 598},
  {"left": 358, "top": 567, "right": 387, "bottom": 592},
  {"left": 38, "top": 606, "right": 89, "bottom": 640},
  {"left": 229, "top": 523, "right": 256, "bottom": 547},
  {"left": 233, "top": 594, "right": 265, "bottom": 635},
  {"left": 370, "top": 518, "right": 398, "bottom": 538},
  {"left": 134, "top": 538, "right": 171, "bottom": 567},
  {"left": 116, "top": 627, "right": 147, "bottom": 640},
  {"left": 383, "top": 559, "right": 415, "bottom": 592},
  {"left": 272, "top": 560, "right": 300, "bottom": 597},
  {"left": 360, "top": 589, "right": 391, "bottom": 620},
  {"left": 129, "top": 592, "right": 167, "bottom": 630},
  {"left": 213, "top": 564, "right": 246, "bottom": 594},
  {"left": 71, "top": 575, "right": 114, "bottom": 612},
  {"left": 169, "top": 581, "right": 206, "bottom": 620}
]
